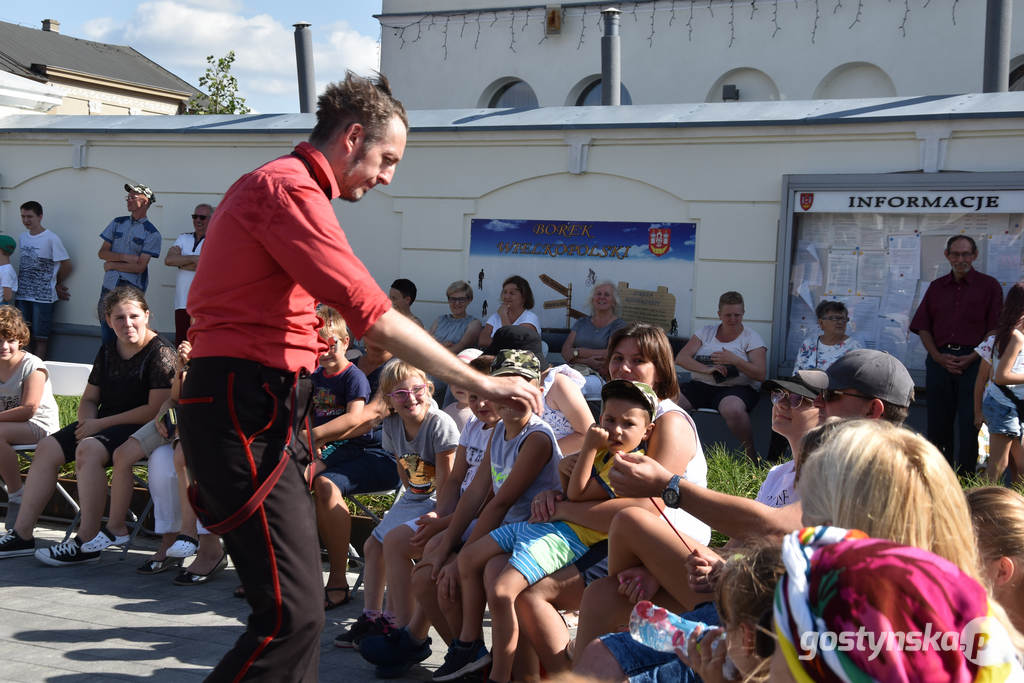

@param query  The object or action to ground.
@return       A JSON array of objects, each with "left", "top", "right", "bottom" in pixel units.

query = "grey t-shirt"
[
  {"left": 381, "top": 404, "right": 460, "bottom": 500},
  {"left": 0, "top": 352, "right": 59, "bottom": 434},
  {"left": 571, "top": 316, "right": 627, "bottom": 351},
  {"left": 488, "top": 414, "right": 563, "bottom": 524}
]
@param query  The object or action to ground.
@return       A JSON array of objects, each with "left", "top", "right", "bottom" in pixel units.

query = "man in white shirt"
[{"left": 165, "top": 203, "right": 212, "bottom": 344}]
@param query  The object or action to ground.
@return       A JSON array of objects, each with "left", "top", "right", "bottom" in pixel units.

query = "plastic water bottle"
[{"left": 628, "top": 601, "right": 711, "bottom": 652}]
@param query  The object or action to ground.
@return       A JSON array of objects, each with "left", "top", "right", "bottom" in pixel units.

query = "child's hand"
[
  {"left": 676, "top": 626, "right": 727, "bottom": 682},
  {"left": 687, "top": 546, "right": 725, "bottom": 594},
  {"left": 616, "top": 566, "right": 660, "bottom": 604},
  {"left": 436, "top": 560, "right": 460, "bottom": 603},
  {"left": 529, "top": 489, "right": 564, "bottom": 523},
  {"left": 410, "top": 513, "right": 447, "bottom": 548},
  {"left": 582, "top": 423, "right": 610, "bottom": 452}
]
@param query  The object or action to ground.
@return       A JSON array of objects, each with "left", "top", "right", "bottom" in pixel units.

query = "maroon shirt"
[{"left": 909, "top": 268, "right": 1003, "bottom": 348}]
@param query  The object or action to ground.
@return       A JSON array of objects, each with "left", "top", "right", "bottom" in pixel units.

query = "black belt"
[{"left": 939, "top": 345, "right": 974, "bottom": 355}]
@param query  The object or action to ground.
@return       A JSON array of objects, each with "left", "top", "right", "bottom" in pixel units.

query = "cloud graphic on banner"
[{"left": 482, "top": 220, "right": 519, "bottom": 232}]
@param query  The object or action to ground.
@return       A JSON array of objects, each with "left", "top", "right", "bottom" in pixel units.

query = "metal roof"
[
  {"left": 2, "top": 92, "right": 1024, "bottom": 135},
  {"left": 0, "top": 20, "right": 200, "bottom": 96}
]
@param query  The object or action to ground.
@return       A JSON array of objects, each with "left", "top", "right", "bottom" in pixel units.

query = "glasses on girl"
[
  {"left": 387, "top": 384, "right": 428, "bottom": 402},
  {"left": 770, "top": 389, "right": 814, "bottom": 408}
]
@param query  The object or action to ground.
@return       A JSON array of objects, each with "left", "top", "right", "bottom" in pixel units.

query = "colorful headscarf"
[{"left": 773, "top": 526, "right": 1022, "bottom": 682}]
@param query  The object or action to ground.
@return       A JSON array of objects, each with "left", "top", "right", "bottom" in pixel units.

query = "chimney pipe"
[
  {"left": 293, "top": 22, "right": 316, "bottom": 113},
  {"left": 982, "top": 0, "right": 1012, "bottom": 92},
  {"left": 600, "top": 8, "right": 621, "bottom": 106},
  {"left": 41, "top": 19, "right": 60, "bottom": 33}
]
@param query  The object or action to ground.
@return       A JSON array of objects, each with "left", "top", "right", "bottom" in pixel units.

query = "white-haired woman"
[
  {"left": 429, "top": 280, "right": 481, "bottom": 354},
  {"left": 561, "top": 282, "right": 626, "bottom": 398}
]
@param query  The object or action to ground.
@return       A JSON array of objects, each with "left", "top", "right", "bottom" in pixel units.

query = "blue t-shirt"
[
  {"left": 99, "top": 216, "right": 161, "bottom": 291},
  {"left": 312, "top": 363, "right": 373, "bottom": 448}
]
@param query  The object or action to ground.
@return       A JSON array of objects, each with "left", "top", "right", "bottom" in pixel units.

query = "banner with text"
[{"left": 469, "top": 219, "right": 696, "bottom": 333}]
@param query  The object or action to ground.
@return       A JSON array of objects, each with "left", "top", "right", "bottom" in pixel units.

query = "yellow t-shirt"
[{"left": 565, "top": 448, "right": 641, "bottom": 546}]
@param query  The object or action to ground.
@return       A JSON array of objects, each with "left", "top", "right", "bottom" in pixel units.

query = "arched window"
[
  {"left": 488, "top": 80, "right": 539, "bottom": 108},
  {"left": 576, "top": 79, "right": 632, "bottom": 106}
]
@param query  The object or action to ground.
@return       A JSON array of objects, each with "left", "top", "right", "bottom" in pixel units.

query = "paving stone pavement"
[{"left": 0, "top": 525, "right": 490, "bottom": 682}]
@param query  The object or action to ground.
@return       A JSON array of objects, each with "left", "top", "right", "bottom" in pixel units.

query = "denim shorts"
[
  {"left": 982, "top": 394, "right": 1023, "bottom": 437},
  {"left": 600, "top": 602, "right": 720, "bottom": 683},
  {"left": 15, "top": 300, "right": 54, "bottom": 339}
]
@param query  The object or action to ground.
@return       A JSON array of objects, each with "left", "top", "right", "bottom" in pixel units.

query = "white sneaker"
[
  {"left": 36, "top": 537, "right": 100, "bottom": 566},
  {"left": 79, "top": 527, "right": 130, "bottom": 553}
]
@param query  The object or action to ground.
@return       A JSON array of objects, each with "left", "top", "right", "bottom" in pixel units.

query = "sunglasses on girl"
[
  {"left": 770, "top": 389, "right": 815, "bottom": 408},
  {"left": 387, "top": 384, "right": 428, "bottom": 401}
]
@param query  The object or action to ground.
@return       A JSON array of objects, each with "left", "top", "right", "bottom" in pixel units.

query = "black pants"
[
  {"left": 925, "top": 349, "right": 980, "bottom": 474},
  {"left": 178, "top": 357, "right": 323, "bottom": 682}
]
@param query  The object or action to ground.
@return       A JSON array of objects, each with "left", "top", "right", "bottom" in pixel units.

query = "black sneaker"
[
  {"left": 433, "top": 639, "right": 491, "bottom": 681},
  {"left": 360, "top": 627, "right": 432, "bottom": 672},
  {"left": 0, "top": 529, "right": 35, "bottom": 558},
  {"left": 334, "top": 613, "right": 392, "bottom": 649},
  {"left": 35, "top": 537, "right": 100, "bottom": 567}
]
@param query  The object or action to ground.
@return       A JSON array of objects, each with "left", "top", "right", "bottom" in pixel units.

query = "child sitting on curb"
[{"left": 437, "top": 380, "right": 657, "bottom": 683}]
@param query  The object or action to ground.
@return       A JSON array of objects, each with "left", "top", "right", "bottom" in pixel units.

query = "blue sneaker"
[{"left": 432, "top": 638, "right": 490, "bottom": 681}]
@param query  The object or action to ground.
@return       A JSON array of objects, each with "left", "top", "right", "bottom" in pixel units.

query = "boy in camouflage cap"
[{"left": 434, "top": 379, "right": 656, "bottom": 683}]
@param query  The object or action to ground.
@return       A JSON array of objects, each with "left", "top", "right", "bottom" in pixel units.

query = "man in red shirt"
[
  {"left": 910, "top": 235, "right": 1002, "bottom": 473},
  {"left": 178, "top": 72, "right": 540, "bottom": 682}
]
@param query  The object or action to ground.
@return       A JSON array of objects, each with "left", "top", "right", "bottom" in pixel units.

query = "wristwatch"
[
  {"left": 572, "top": 347, "right": 580, "bottom": 360},
  {"left": 661, "top": 474, "right": 682, "bottom": 508}
]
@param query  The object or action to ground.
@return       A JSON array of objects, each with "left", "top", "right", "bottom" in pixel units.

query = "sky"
[{"left": 1, "top": 1, "right": 384, "bottom": 113}]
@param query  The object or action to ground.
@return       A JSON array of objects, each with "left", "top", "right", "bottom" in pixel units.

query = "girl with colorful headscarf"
[{"left": 771, "top": 525, "right": 1024, "bottom": 682}]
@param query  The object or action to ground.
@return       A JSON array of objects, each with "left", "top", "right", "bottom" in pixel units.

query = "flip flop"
[
  {"left": 137, "top": 556, "right": 183, "bottom": 575},
  {"left": 324, "top": 584, "right": 351, "bottom": 610},
  {"left": 173, "top": 552, "right": 228, "bottom": 586}
]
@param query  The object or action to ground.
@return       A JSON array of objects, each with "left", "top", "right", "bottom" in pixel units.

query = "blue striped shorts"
[{"left": 490, "top": 521, "right": 590, "bottom": 585}]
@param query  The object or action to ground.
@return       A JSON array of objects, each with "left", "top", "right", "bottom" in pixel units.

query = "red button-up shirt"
[
  {"left": 187, "top": 142, "right": 391, "bottom": 373},
  {"left": 909, "top": 268, "right": 1003, "bottom": 348}
]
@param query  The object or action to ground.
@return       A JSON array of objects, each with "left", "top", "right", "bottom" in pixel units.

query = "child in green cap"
[{"left": 0, "top": 235, "right": 17, "bottom": 303}]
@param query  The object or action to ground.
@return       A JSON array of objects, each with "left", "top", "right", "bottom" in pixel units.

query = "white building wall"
[
  {"left": 380, "top": 0, "right": 1024, "bottom": 108},
  {"left": 1, "top": 109, "right": 1022, "bottom": 361}
]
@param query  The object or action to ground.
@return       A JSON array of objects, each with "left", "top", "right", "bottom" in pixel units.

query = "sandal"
[
  {"left": 324, "top": 584, "right": 351, "bottom": 611},
  {"left": 136, "top": 556, "right": 183, "bottom": 575},
  {"left": 173, "top": 552, "right": 228, "bottom": 585}
]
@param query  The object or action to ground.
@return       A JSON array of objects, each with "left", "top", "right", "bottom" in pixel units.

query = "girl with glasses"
[
  {"left": 793, "top": 300, "right": 862, "bottom": 371},
  {"left": 335, "top": 359, "right": 460, "bottom": 649}
]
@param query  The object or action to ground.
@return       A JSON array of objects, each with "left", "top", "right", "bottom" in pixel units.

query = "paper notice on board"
[
  {"left": 799, "top": 214, "right": 829, "bottom": 243},
  {"left": 834, "top": 295, "right": 880, "bottom": 347},
  {"left": 881, "top": 278, "right": 918, "bottom": 322},
  {"left": 786, "top": 296, "right": 817, "bottom": 362},
  {"left": 877, "top": 317, "right": 909, "bottom": 363},
  {"left": 826, "top": 252, "right": 858, "bottom": 294},
  {"left": 858, "top": 219, "right": 887, "bottom": 251},
  {"left": 987, "top": 232, "right": 1023, "bottom": 284},
  {"left": 857, "top": 252, "right": 888, "bottom": 297},
  {"left": 906, "top": 333, "right": 928, "bottom": 371},
  {"left": 791, "top": 241, "right": 823, "bottom": 287},
  {"left": 831, "top": 216, "right": 860, "bottom": 249},
  {"left": 887, "top": 234, "right": 921, "bottom": 281}
]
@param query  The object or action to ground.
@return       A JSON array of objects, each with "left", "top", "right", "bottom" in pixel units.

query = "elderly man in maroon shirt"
[{"left": 910, "top": 235, "right": 1002, "bottom": 473}]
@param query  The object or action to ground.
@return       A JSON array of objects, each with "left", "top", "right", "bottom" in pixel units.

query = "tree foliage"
[{"left": 185, "top": 51, "right": 251, "bottom": 115}]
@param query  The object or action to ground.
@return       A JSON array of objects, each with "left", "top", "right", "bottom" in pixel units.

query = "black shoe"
[
  {"left": 35, "top": 537, "right": 100, "bottom": 567},
  {"left": 433, "top": 639, "right": 491, "bottom": 681},
  {"left": 0, "top": 529, "right": 35, "bottom": 558},
  {"left": 334, "top": 613, "right": 393, "bottom": 649},
  {"left": 360, "top": 626, "right": 432, "bottom": 670}
]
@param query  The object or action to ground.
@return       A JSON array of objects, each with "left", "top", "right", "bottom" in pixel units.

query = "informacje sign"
[{"left": 795, "top": 190, "right": 1024, "bottom": 214}]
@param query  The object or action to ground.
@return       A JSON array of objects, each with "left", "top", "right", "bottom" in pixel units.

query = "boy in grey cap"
[{"left": 808, "top": 349, "right": 915, "bottom": 426}]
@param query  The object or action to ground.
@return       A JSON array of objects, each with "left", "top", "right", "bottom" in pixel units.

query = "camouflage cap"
[
  {"left": 124, "top": 183, "right": 155, "bottom": 203},
  {"left": 601, "top": 379, "right": 658, "bottom": 420},
  {"left": 490, "top": 348, "right": 541, "bottom": 381}
]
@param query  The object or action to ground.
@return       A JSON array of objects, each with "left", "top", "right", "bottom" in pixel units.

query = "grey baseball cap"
[{"left": 819, "top": 349, "right": 915, "bottom": 408}]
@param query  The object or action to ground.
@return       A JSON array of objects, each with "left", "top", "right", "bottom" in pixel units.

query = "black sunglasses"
[
  {"left": 822, "top": 388, "right": 871, "bottom": 403},
  {"left": 191, "top": 214, "right": 210, "bottom": 220}
]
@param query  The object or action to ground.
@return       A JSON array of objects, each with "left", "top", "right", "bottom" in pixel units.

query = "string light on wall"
[{"left": 378, "top": 0, "right": 962, "bottom": 60}]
